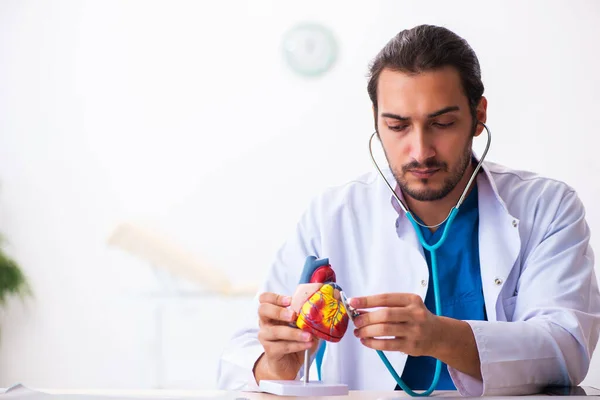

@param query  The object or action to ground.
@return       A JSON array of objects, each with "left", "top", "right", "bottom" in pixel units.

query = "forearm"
[
  {"left": 431, "top": 316, "right": 481, "bottom": 380},
  {"left": 217, "top": 334, "right": 268, "bottom": 391}
]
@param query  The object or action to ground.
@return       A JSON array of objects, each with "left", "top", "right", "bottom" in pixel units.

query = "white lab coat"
[{"left": 217, "top": 160, "right": 600, "bottom": 396}]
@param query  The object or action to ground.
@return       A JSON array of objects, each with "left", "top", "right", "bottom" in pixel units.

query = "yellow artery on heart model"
[{"left": 294, "top": 283, "right": 349, "bottom": 342}]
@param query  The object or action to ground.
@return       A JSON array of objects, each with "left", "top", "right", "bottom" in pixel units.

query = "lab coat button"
[
  {"left": 421, "top": 280, "right": 427, "bottom": 287},
  {"left": 494, "top": 277, "right": 503, "bottom": 286},
  {"left": 512, "top": 220, "right": 518, "bottom": 227}
]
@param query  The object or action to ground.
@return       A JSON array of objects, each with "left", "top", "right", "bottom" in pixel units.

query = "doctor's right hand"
[{"left": 253, "top": 292, "right": 319, "bottom": 383}]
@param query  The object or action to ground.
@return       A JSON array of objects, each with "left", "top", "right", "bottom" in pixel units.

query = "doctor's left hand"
[{"left": 348, "top": 293, "right": 442, "bottom": 357}]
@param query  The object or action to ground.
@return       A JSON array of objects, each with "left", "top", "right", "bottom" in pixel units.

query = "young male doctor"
[{"left": 217, "top": 24, "right": 600, "bottom": 396}]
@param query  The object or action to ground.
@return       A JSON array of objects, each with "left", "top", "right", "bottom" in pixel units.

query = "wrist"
[
  {"left": 253, "top": 353, "right": 277, "bottom": 383},
  {"left": 428, "top": 316, "right": 454, "bottom": 359},
  {"left": 253, "top": 353, "right": 298, "bottom": 383},
  {"left": 429, "top": 317, "right": 472, "bottom": 359},
  {"left": 427, "top": 317, "right": 482, "bottom": 380}
]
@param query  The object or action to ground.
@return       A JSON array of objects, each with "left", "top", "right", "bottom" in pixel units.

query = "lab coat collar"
[{"left": 387, "top": 154, "right": 515, "bottom": 221}]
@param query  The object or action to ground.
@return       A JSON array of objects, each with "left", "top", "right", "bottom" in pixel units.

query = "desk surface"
[
  {"left": 3, "top": 388, "right": 596, "bottom": 400},
  {"left": 23, "top": 389, "right": 590, "bottom": 400},
  {"left": 37, "top": 390, "right": 440, "bottom": 399},
  {"left": 3, "top": 389, "right": 470, "bottom": 399}
]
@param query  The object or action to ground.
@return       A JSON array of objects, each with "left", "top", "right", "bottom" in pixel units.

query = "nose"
[{"left": 408, "top": 127, "right": 435, "bottom": 163}]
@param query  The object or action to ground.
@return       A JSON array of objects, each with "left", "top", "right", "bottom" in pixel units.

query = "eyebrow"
[{"left": 381, "top": 106, "right": 460, "bottom": 121}]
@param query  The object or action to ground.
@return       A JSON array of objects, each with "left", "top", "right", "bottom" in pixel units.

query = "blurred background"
[{"left": 0, "top": 0, "right": 599, "bottom": 391}]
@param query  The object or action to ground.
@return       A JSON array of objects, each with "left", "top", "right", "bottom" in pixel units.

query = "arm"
[
  {"left": 350, "top": 293, "right": 481, "bottom": 378},
  {"left": 448, "top": 190, "right": 600, "bottom": 396},
  {"left": 352, "top": 190, "right": 600, "bottom": 396},
  {"left": 216, "top": 202, "right": 323, "bottom": 390},
  {"left": 350, "top": 294, "right": 482, "bottom": 380}
]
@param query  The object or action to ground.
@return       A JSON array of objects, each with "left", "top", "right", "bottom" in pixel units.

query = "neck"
[{"left": 403, "top": 161, "right": 476, "bottom": 232}]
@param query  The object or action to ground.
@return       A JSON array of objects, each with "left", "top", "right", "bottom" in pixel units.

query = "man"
[{"left": 217, "top": 24, "right": 600, "bottom": 396}]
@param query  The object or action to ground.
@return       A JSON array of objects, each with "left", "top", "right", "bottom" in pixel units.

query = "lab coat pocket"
[{"left": 502, "top": 295, "right": 518, "bottom": 321}]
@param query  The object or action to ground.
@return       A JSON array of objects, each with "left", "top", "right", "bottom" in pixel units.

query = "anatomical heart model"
[
  {"left": 292, "top": 282, "right": 349, "bottom": 342},
  {"left": 259, "top": 256, "right": 352, "bottom": 396},
  {"left": 291, "top": 256, "right": 351, "bottom": 342}
]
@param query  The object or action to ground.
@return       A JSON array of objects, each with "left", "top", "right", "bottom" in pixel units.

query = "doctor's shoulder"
[
  {"left": 485, "top": 161, "right": 588, "bottom": 235},
  {"left": 302, "top": 170, "right": 384, "bottom": 220}
]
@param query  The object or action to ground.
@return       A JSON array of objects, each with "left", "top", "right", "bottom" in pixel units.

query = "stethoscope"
[{"left": 364, "top": 121, "right": 492, "bottom": 397}]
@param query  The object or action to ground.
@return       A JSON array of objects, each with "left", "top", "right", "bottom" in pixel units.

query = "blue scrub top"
[{"left": 398, "top": 184, "right": 487, "bottom": 390}]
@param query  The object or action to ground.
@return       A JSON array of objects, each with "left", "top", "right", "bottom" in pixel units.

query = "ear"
[
  {"left": 372, "top": 105, "right": 379, "bottom": 134},
  {"left": 473, "top": 96, "right": 488, "bottom": 137}
]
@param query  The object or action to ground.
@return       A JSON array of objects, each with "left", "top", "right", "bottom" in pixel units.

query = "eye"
[
  {"left": 432, "top": 121, "right": 455, "bottom": 128},
  {"left": 387, "top": 124, "right": 408, "bottom": 132}
]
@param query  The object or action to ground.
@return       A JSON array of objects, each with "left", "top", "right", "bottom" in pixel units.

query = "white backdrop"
[{"left": 0, "top": 0, "right": 599, "bottom": 390}]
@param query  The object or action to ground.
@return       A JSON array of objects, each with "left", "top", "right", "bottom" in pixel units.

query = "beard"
[{"left": 386, "top": 140, "right": 473, "bottom": 202}]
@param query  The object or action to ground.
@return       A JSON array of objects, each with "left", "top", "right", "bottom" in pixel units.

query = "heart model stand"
[{"left": 259, "top": 256, "right": 350, "bottom": 396}]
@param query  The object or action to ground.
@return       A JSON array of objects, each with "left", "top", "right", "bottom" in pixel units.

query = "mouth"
[{"left": 408, "top": 168, "right": 440, "bottom": 179}]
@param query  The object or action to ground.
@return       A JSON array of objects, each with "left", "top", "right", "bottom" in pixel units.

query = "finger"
[
  {"left": 259, "top": 292, "right": 292, "bottom": 307},
  {"left": 354, "top": 323, "right": 408, "bottom": 339},
  {"left": 258, "top": 303, "right": 296, "bottom": 323},
  {"left": 291, "top": 283, "right": 323, "bottom": 312},
  {"left": 349, "top": 293, "right": 421, "bottom": 309},
  {"left": 353, "top": 307, "right": 411, "bottom": 328},
  {"left": 264, "top": 340, "right": 315, "bottom": 358},
  {"left": 260, "top": 325, "right": 314, "bottom": 343},
  {"left": 333, "top": 288, "right": 341, "bottom": 300},
  {"left": 308, "top": 337, "right": 321, "bottom": 355},
  {"left": 359, "top": 337, "right": 407, "bottom": 352}
]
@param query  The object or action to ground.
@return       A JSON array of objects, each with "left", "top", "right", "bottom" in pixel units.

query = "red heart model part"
[
  {"left": 309, "top": 265, "right": 336, "bottom": 283},
  {"left": 296, "top": 283, "right": 349, "bottom": 342}
]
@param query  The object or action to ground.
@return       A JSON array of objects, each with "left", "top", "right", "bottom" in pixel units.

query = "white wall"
[{"left": 1, "top": 0, "right": 599, "bottom": 390}]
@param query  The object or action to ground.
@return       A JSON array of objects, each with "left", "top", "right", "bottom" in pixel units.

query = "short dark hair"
[{"left": 367, "top": 24, "right": 484, "bottom": 121}]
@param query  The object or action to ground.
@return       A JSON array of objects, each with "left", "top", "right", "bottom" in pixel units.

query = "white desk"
[
  {"left": 0, "top": 389, "right": 462, "bottom": 400},
  {"left": 7, "top": 389, "right": 592, "bottom": 399},
  {"left": 3, "top": 388, "right": 597, "bottom": 400}
]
